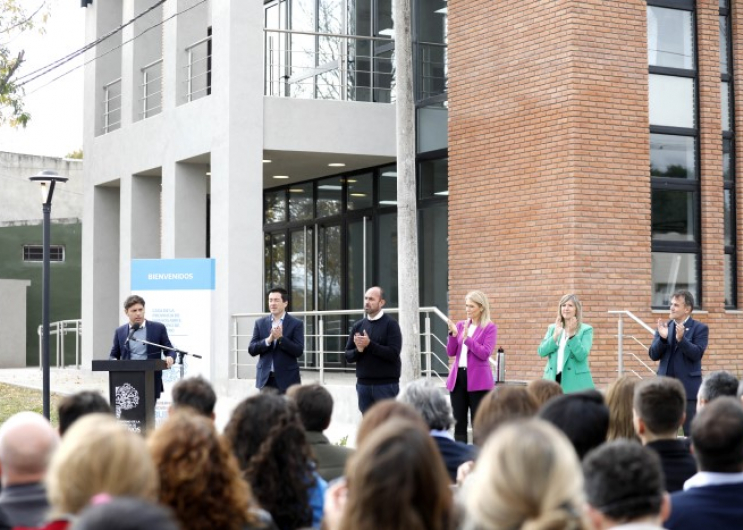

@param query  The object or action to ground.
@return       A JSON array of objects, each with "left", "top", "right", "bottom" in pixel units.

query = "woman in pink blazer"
[{"left": 446, "top": 290, "right": 497, "bottom": 443}]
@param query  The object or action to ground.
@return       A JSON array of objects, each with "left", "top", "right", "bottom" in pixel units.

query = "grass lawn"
[{"left": 0, "top": 383, "right": 62, "bottom": 427}]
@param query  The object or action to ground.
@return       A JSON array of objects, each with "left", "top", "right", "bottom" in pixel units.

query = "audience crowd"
[{"left": 1, "top": 369, "right": 743, "bottom": 529}]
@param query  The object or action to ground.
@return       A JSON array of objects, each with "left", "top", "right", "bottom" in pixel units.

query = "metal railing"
[
  {"left": 102, "top": 78, "right": 122, "bottom": 134},
  {"left": 37, "top": 319, "right": 82, "bottom": 369},
  {"left": 185, "top": 35, "right": 211, "bottom": 103},
  {"left": 140, "top": 58, "right": 163, "bottom": 119},
  {"left": 608, "top": 310, "right": 657, "bottom": 378},
  {"left": 264, "top": 28, "right": 396, "bottom": 103},
  {"left": 231, "top": 306, "right": 458, "bottom": 385}
]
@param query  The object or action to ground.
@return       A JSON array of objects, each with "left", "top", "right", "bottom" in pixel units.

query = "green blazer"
[{"left": 538, "top": 323, "right": 595, "bottom": 393}]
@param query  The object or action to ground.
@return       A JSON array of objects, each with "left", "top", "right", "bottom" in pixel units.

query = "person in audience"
[
  {"left": 472, "top": 386, "right": 538, "bottom": 446},
  {"left": 633, "top": 377, "right": 696, "bottom": 492},
  {"left": 664, "top": 397, "right": 743, "bottom": 529},
  {"left": 526, "top": 379, "right": 563, "bottom": 408},
  {"left": 286, "top": 383, "right": 353, "bottom": 482},
  {"left": 355, "top": 400, "right": 428, "bottom": 448},
  {"left": 43, "top": 414, "right": 158, "bottom": 530},
  {"left": 324, "top": 418, "right": 455, "bottom": 530},
  {"left": 462, "top": 419, "right": 590, "bottom": 530},
  {"left": 696, "top": 370, "right": 738, "bottom": 411},
  {"left": 169, "top": 375, "right": 217, "bottom": 419},
  {"left": 149, "top": 411, "right": 275, "bottom": 530},
  {"left": 0, "top": 412, "right": 59, "bottom": 527},
  {"left": 605, "top": 375, "right": 640, "bottom": 442},
  {"left": 224, "top": 392, "right": 326, "bottom": 530},
  {"left": 70, "top": 497, "right": 180, "bottom": 530},
  {"left": 583, "top": 440, "right": 669, "bottom": 529},
  {"left": 399, "top": 379, "right": 476, "bottom": 482},
  {"left": 57, "top": 391, "right": 112, "bottom": 436},
  {"left": 537, "top": 389, "right": 608, "bottom": 460}
]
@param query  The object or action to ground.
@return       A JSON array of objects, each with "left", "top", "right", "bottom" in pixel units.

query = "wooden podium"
[{"left": 92, "top": 359, "right": 167, "bottom": 432}]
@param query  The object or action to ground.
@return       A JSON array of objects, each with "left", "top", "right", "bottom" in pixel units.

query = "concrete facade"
[{"left": 0, "top": 280, "right": 32, "bottom": 367}]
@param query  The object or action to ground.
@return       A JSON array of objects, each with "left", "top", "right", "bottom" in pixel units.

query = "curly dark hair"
[
  {"left": 148, "top": 411, "right": 266, "bottom": 530},
  {"left": 224, "top": 393, "right": 315, "bottom": 530}
]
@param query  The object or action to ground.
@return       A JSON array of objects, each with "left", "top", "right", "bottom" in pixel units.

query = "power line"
[{"left": 20, "top": 0, "right": 207, "bottom": 95}]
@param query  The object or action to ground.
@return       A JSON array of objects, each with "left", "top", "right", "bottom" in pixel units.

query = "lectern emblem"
[{"left": 114, "top": 382, "right": 140, "bottom": 418}]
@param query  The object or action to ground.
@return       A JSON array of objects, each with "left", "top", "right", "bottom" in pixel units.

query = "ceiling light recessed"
[
  {"left": 328, "top": 162, "right": 346, "bottom": 167},
  {"left": 206, "top": 171, "right": 211, "bottom": 176},
  {"left": 346, "top": 178, "right": 357, "bottom": 183},
  {"left": 350, "top": 193, "right": 367, "bottom": 197},
  {"left": 382, "top": 171, "right": 397, "bottom": 177},
  {"left": 434, "top": 190, "right": 449, "bottom": 196},
  {"left": 379, "top": 200, "right": 398, "bottom": 205},
  {"left": 273, "top": 175, "right": 290, "bottom": 179},
  {"left": 289, "top": 188, "right": 305, "bottom": 193},
  {"left": 318, "top": 185, "right": 343, "bottom": 191},
  {"left": 379, "top": 28, "right": 394, "bottom": 36},
  {"left": 263, "top": 159, "right": 272, "bottom": 163}
]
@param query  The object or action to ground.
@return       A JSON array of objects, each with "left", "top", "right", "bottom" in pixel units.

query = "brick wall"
[{"left": 448, "top": 0, "right": 743, "bottom": 389}]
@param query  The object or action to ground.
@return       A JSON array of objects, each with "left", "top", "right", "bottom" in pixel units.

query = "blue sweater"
[{"left": 344, "top": 313, "right": 402, "bottom": 384}]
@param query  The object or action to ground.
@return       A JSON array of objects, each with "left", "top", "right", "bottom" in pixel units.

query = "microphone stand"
[{"left": 130, "top": 338, "right": 202, "bottom": 378}]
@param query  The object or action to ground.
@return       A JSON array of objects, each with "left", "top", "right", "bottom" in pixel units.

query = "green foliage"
[
  {"left": 0, "top": 0, "right": 49, "bottom": 128},
  {"left": 65, "top": 148, "right": 83, "bottom": 159},
  {"left": 335, "top": 434, "right": 349, "bottom": 447}
]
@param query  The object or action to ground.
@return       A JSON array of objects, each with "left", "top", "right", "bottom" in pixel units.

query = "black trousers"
[
  {"left": 450, "top": 367, "right": 488, "bottom": 443},
  {"left": 683, "top": 399, "right": 696, "bottom": 436}
]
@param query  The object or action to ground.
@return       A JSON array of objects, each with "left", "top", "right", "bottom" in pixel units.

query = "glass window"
[
  {"left": 419, "top": 158, "right": 448, "bottom": 199},
  {"left": 291, "top": 229, "right": 314, "bottom": 312},
  {"left": 264, "top": 190, "right": 286, "bottom": 224},
  {"left": 265, "top": 232, "right": 286, "bottom": 295},
  {"left": 647, "top": 6, "right": 694, "bottom": 70},
  {"left": 650, "top": 134, "right": 696, "bottom": 179},
  {"left": 651, "top": 190, "right": 697, "bottom": 243},
  {"left": 725, "top": 188, "right": 734, "bottom": 246},
  {"left": 649, "top": 75, "right": 695, "bottom": 128},
  {"left": 317, "top": 176, "right": 344, "bottom": 217},
  {"left": 725, "top": 253, "right": 736, "bottom": 307},
  {"left": 376, "top": 0, "right": 393, "bottom": 36},
  {"left": 349, "top": 0, "right": 371, "bottom": 35},
  {"left": 651, "top": 252, "right": 698, "bottom": 308},
  {"left": 291, "top": 0, "right": 314, "bottom": 31},
  {"left": 347, "top": 173, "right": 374, "bottom": 210},
  {"left": 378, "top": 212, "right": 399, "bottom": 306},
  {"left": 720, "top": 16, "right": 729, "bottom": 75},
  {"left": 379, "top": 165, "right": 397, "bottom": 205},
  {"left": 722, "top": 81, "right": 731, "bottom": 132},
  {"left": 724, "top": 138, "right": 733, "bottom": 182},
  {"left": 289, "top": 183, "right": 313, "bottom": 221}
]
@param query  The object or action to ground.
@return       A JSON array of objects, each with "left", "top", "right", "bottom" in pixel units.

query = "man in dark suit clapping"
[{"left": 249, "top": 287, "right": 304, "bottom": 393}]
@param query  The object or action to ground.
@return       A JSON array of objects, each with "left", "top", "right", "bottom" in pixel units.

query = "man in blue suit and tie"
[
  {"left": 109, "top": 295, "right": 175, "bottom": 400},
  {"left": 649, "top": 290, "right": 708, "bottom": 435},
  {"left": 249, "top": 287, "right": 304, "bottom": 392},
  {"left": 664, "top": 397, "right": 743, "bottom": 529}
]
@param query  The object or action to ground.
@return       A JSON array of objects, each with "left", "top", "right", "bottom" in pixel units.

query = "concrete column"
[
  {"left": 161, "top": 0, "right": 178, "bottom": 111},
  {"left": 120, "top": 0, "right": 135, "bottom": 128},
  {"left": 81, "top": 186, "right": 120, "bottom": 365},
  {"left": 209, "top": 0, "right": 265, "bottom": 394},
  {"left": 161, "top": 162, "right": 208, "bottom": 258},
  {"left": 131, "top": 174, "right": 162, "bottom": 259}
]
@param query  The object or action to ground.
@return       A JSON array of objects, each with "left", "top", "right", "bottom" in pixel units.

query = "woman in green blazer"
[{"left": 538, "top": 294, "right": 595, "bottom": 392}]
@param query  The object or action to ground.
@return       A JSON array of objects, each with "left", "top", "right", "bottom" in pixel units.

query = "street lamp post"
[{"left": 29, "top": 170, "right": 68, "bottom": 420}]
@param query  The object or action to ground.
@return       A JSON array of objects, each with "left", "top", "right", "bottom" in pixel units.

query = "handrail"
[
  {"left": 184, "top": 35, "right": 211, "bottom": 103},
  {"left": 263, "top": 28, "right": 394, "bottom": 42},
  {"left": 608, "top": 310, "right": 656, "bottom": 377},
  {"left": 231, "top": 307, "right": 453, "bottom": 384},
  {"left": 140, "top": 58, "right": 163, "bottom": 119},
  {"left": 37, "top": 319, "right": 82, "bottom": 369}
]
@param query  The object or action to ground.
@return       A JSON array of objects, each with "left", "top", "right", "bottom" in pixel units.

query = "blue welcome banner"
[{"left": 131, "top": 259, "right": 215, "bottom": 291}]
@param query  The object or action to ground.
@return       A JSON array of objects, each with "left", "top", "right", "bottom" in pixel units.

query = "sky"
[{"left": 0, "top": 0, "right": 86, "bottom": 158}]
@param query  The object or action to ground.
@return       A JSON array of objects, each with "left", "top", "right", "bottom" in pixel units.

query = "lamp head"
[{"left": 29, "top": 170, "right": 68, "bottom": 205}]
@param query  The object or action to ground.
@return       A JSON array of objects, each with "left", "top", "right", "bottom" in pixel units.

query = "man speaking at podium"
[{"left": 109, "top": 295, "right": 176, "bottom": 400}]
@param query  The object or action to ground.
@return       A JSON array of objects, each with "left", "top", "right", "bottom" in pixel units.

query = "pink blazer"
[{"left": 446, "top": 321, "right": 497, "bottom": 392}]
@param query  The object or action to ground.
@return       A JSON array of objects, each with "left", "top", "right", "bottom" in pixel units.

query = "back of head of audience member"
[
  {"left": 633, "top": 376, "right": 686, "bottom": 442},
  {"left": 149, "top": 411, "right": 264, "bottom": 530},
  {"left": 170, "top": 375, "right": 217, "bottom": 419},
  {"left": 46, "top": 414, "right": 157, "bottom": 518},
  {"left": 473, "top": 386, "right": 538, "bottom": 446},
  {"left": 690, "top": 396, "right": 743, "bottom": 473},
  {"left": 70, "top": 497, "right": 180, "bottom": 530},
  {"left": 464, "top": 419, "right": 589, "bottom": 530},
  {"left": 224, "top": 392, "right": 315, "bottom": 530},
  {"left": 583, "top": 440, "right": 669, "bottom": 529},
  {"left": 287, "top": 383, "right": 334, "bottom": 432},
  {"left": 398, "top": 379, "right": 454, "bottom": 431},
  {"left": 337, "top": 418, "right": 453, "bottom": 530},
  {"left": 526, "top": 379, "right": 563, "bottom": 408},
  {"left": 605, "top": 375, "right": 640, "bottom": 442},
  {"left": 697, "top": 370, "right": 739, "bottom": 411},
  {"left": 538, "top": 389, "right": 609, "bottom": 460},
  {"left": 355, "top": 400, "right": 428, "bottom": 448},
  {"left": 57, "top": 391, "right": 113, "bottom": 436},
  {"left": 0, "top": 411, "right": 59, "bottom": 487}
]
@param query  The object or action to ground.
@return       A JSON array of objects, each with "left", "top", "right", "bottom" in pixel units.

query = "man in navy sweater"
[{"left": 344, "top": 286, "right": 402, "bottom": 414}]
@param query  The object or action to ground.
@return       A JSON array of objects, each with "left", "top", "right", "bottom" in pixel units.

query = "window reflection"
[
  {"left": 647, "top": 6, "right": 694, "bottom": 70},
  {"left": 650, "top": 135, "right": 695, "bottom": 180},
  {"left": 652, "top": 252, "right": 698, "bottom": 308},
  {"left": 651, "top": 190, "right": 697, "bottom": 243}
]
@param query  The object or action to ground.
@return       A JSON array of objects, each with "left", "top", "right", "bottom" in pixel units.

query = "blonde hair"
[
  {"left": 556, "top": 294, "right": 583, "bottom": 329},
  {"left": 605, "top": 376, "right": 641, "bottom": 442},
  {"left": 465, "top": 290, "right": 492, "bottom": 328},
  {"left": 464, "top": 419, "right": 589, "bottom": 530},
  {"left": 46, "top": 414, "right": 158, "bottom": 517}
]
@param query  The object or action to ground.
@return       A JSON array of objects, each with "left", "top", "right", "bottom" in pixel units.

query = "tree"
[
  {"left": 0, "top": 0, "right": 48, "bottom": 127},
  {"left": 65, "top": 148, "right": 83, "bottom": 159}
]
